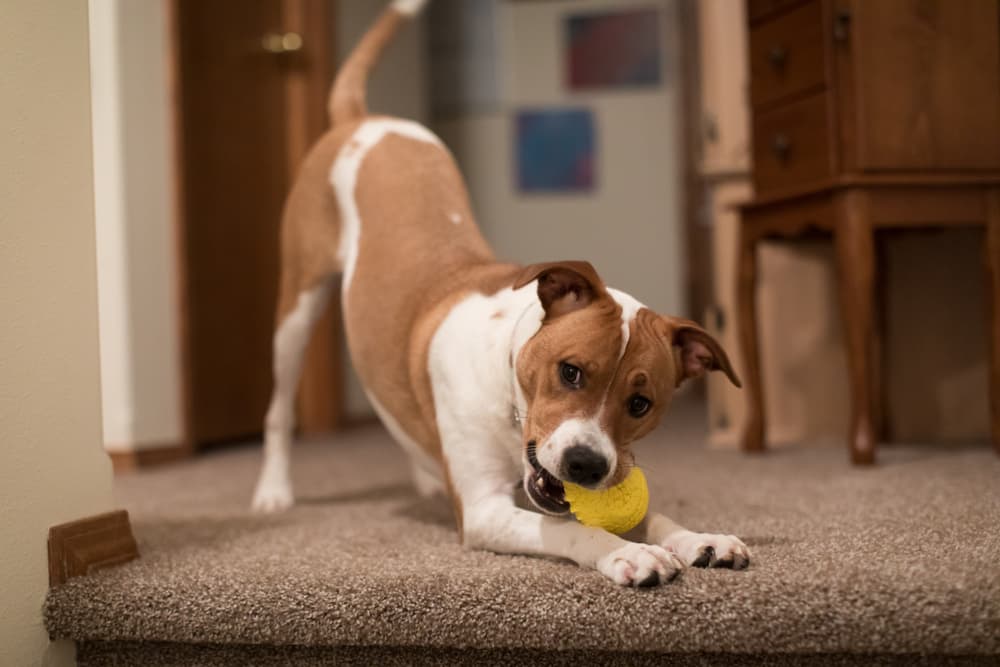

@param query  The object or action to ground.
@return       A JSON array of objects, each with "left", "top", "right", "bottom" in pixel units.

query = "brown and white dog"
[{"left": 252, "top": 0, "right": 750, "bottom": 587}]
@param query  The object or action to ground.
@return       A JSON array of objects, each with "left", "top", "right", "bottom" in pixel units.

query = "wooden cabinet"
[
  {"left": 752, "top": 93, "right": 834, "bottom": 192},
  {"left": 749, "top": 0, "right": 826, "bottom": 109},
  {"left": 738, "top": 0, "right": 1000, "bottom": 462},
  {"left": 847, "top": 0, "right": 1000, "bottom": 171},
  {"left": 749, "top": 0, "right": 1000, "bottom": 192}
]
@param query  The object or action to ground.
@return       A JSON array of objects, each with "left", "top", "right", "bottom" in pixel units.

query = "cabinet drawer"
[
  {"left": 752, "top": 93, "right": 833, "bottom": 194},
  {"left": 747, "top": 0, "right": 810, "bottom": 24},
  {"left": 750, "top": 0, "right": 826, "bottom": 108}
]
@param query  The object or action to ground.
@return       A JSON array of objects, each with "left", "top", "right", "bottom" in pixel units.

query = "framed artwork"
[
  {"left": 515, "top": 108, "right": 596, "bottom": 193},
  {"left": 565, "top": 8, "right": 663, "bottom": 90}
]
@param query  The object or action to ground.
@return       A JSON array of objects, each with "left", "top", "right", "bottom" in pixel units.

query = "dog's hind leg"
[{"left": 253, "top": 267, "right": 336, "bottom": 512}]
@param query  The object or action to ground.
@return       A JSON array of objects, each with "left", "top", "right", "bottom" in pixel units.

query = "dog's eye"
[
  {"left": 627, "top": 394, "right": 652, "bottom": 418},
  {"left": 559, "top": 362, "right": 583, "bottom": 389}
]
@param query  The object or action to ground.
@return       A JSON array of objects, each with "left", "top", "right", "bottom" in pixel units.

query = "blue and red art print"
[
  {"left": 515, "top": 109, "right": 596, "bottom": 194},
  {"left": 565, "top": 9, "right": 662, "bottom": 90}
]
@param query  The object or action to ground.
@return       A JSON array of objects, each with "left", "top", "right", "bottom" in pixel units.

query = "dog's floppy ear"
[
  {"left": 665, "top": 317, "right": 741, "bottom": 388},
  {"left": 513, "top": 260, "right": 606, "bottom": 320}
]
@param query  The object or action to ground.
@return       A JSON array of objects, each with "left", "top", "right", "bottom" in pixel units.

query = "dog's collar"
[
  {"left": 509, "top": 300, "right": 536, "bottom": 430},
  {"left": 512, "top": 405, "right": 524, "bottom": 428}
]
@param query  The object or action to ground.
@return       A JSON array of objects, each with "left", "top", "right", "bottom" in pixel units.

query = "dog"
[{"left": 252, "top": 0, "right": 749, "bottom": 587}]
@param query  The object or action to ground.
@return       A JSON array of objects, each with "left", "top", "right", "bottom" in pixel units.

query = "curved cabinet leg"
[
  {"left": 987, "top": 190, "right": 1000, "bottom": 456},
  {"left": 737, "top": 225, "right": 765, "bottom": 453},
  {"left": 834, "top": 191, "right": 877, "bottom": 465}
]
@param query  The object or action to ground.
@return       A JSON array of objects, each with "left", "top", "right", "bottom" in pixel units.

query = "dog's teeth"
[{"left": 535, "top": 476, "right": 545, "bottom": 489}]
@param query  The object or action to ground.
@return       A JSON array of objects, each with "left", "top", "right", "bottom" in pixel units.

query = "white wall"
[
  {"left": 337, "top": 0, "right": 429, "bottom": 123},
  {"left": 436, "top": 0, "right": 685, "bottom": 316},
  {"left": 90, "top": 0, "right": 184, "bottom": 452},
  {"left": 0, "top": 1, "right": 116, "bottom": 664}
]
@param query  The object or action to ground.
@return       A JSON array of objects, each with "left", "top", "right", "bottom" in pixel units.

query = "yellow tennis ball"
[{"left": 564, "top": 467, "right": 649, "bottom": 535}]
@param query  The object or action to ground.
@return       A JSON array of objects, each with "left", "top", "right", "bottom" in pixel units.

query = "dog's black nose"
[{"left": 562, "top": 445, "right": 609, "bottom": 487}]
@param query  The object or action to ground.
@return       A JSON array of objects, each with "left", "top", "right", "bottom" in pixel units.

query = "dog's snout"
[{"left": 562, "top": 445, "right": 609, "bottom": 487}]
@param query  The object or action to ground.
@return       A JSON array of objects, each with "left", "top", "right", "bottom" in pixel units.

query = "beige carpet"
[{"left": 45, "top": 399, "right": 1000, "bottom": 664}]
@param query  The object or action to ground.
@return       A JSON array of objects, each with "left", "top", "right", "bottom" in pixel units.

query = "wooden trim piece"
[
  {"left": 107, "top": 442, "right": 194, "bottom": 474},
  {"left": 338, "top": 414, "right": 382, "bottom": 430},
  {"left": 164, "top": 0, "right": 196, "bottom": 455},
  {"left": 867, "top": 189, "right": 986, "bottom": 228},
  {"left": 737, "top": 221, "right": 765, "bottom": 453},
  {"left": 678, "top": 0, "right": 711, "bottom": 329},
  {"left": 48, "top": 510, "right": 139, "bottom": 588},
  {"left": 987, "top": 189, "right": 1000, "bottom": 455},
  {"left": 743, "top": 173, "right": 1000, "bottom": 211}
]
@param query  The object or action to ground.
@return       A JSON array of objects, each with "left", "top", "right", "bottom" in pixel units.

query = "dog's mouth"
[{"left": 524, "top": 441, "right": 570, "bottom": 515}]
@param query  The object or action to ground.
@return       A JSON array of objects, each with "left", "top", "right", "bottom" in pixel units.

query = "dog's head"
[{"left": 512, "top": 261, "right": 741, "bottom": 515}]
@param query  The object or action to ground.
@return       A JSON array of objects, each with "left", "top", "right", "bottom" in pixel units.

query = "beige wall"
[
  {"left": 884, "top": 229, "right": 989, "bottom": 441},
  {"left": 436, "top": 0, "right": 685, "bottom": 316},
  {"left": 0, "top": 1, "right": 116, "bottom": 664},
  {"left": 746, "top": 231, "right": 989, "bottom": 446}
]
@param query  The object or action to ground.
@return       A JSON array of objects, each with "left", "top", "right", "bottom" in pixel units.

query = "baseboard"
[
  {"left": 107, "top": 441, "right": 193, "bottom": 473},
  {"left": 337, "top": 414, "right": 381, "bottom": 429},
  {"left": 48, "top": 510, "right": 139, "bottom": 587}
]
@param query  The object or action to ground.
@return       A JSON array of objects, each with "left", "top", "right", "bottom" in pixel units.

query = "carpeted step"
[
  {"left": 46, "top": 403, "right": 1000, "bottom": 662},
  {"left": 74, "top": 641, "right": 1000, "bottom": 667}
]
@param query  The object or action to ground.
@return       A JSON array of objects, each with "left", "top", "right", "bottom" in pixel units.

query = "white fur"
[
  {"left": 537, "top": 417, "right": 617, "bottom": 486},
  {"left": 427, "top": 284, "right": 692, "bottom": 585},
  {"left": 392, "top": 0, "right": 429, "bottom": 17},
  {"left": 647, "top": 512, "right": 751, "bottom": 567},
  {"left": 429, "top": 284, "right": 541, "bottom": 498},
  {"left": 607, "top": 287, "right": 644, "bottom": 359},
  {"left": 253, "top": 281, "right": 334, "bottom": 512},
  {"left": 597, "top": 542, "right": 685, "bottom": 587},
  {"left": 331, "top": 119, "right": 442, "bottom": 301}
]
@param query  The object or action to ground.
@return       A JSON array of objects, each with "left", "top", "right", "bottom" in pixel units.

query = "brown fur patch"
[
  {"left": 515, "top": 296, "right": 623, "bottom": 462},
  {"left": 341, "top": 130, "right": 522, "bottom": 466},
  {"left": 515, "top": 301, "right": 684, "bottom": 487}
]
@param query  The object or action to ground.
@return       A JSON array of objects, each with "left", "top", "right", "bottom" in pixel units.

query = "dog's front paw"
[
  {"left": 661, "top": 531, "right": 750, "bottom": 570},
  {"left": 251, "top": 475, "right": 294, "bottom": 513},
  {"left": 596, "top": 543, "right": 684, "bottom": 587}
]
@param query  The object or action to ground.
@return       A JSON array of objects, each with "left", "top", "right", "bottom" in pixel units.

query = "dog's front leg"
[
  {"left": 463, "top": 494, "right": 684, "bottom": 587},
  {"left": 645, "top": 512, "right": 751, "bottom": 570}
]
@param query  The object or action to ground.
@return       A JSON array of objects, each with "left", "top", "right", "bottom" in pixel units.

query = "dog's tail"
[{"left": 328, "top": 0, "right": 429, "bottom": 126}]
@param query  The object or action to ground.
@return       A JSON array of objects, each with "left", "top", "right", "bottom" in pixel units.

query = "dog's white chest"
[{"left": 427, "top": 286, "right": 543, "bottom": 488}]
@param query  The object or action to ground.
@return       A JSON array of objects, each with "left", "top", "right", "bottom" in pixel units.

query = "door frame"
[{"left": 165, "top": 0, "right": 342, "bottom": 458}]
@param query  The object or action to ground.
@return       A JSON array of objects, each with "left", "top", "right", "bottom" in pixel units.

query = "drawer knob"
[
  {"left": 772, "top": 133, "right": 792, "bottom": 161},
  {"left": 768, "top": 45, "right": 788, "bottom": 69},
  {"left": 833, "top": 9, "right": 852, "bottom": 42}
]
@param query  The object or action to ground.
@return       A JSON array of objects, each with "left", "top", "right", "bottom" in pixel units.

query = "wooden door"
[
  {"left": 170, "top": 0, "right": 339, "bottom": 446},
  {"left": 847, "top": 0, "right": 1000, "bottom": 172}
]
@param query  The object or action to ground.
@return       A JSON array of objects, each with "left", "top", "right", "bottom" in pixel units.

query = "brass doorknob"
[{"left": 261, "top": 32, "right": 303, "bottom": 54}]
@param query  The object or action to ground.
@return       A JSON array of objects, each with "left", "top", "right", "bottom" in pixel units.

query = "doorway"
[{"left": 169, "top": 0, "right": 341, "bottom": 448}]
